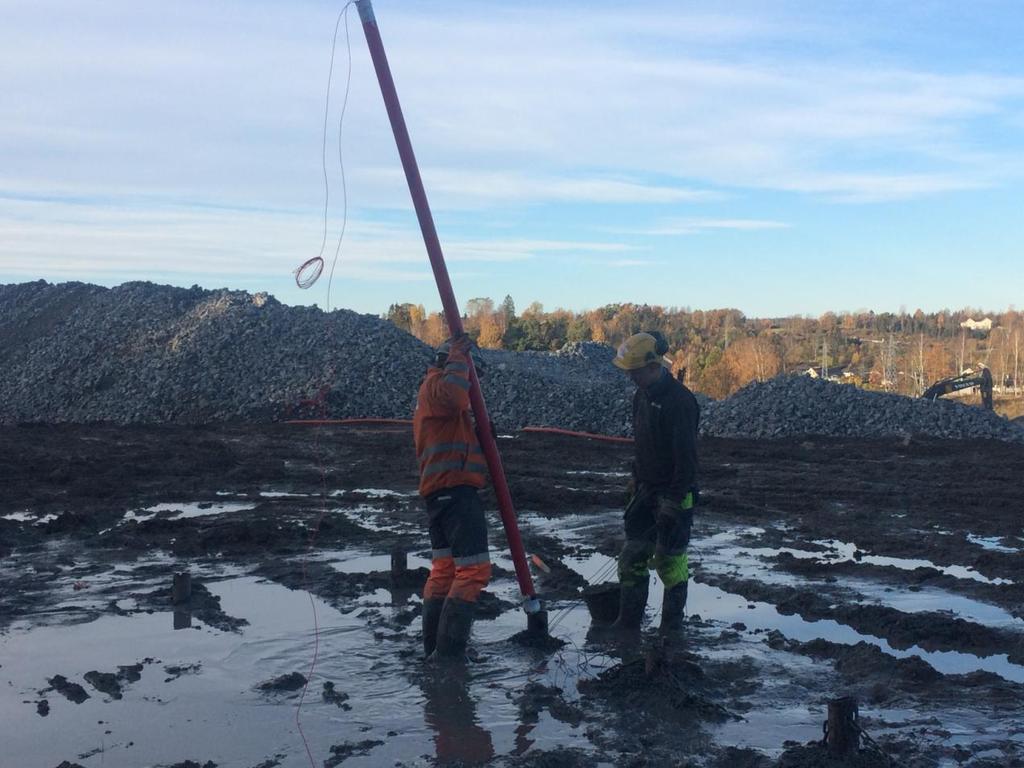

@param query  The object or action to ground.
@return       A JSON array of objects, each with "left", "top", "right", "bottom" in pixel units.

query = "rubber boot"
[
  {"left": 659, "top": 581, "right": 688, "bottom": 634},
  {"left": 421, "top": 597, "right": 446, "bottom": 658},
  {"left": 430, "top": 597, "right": 475, "bottom": 661},
  {"left": 611, "top": 580, "right": 649, "bottom": 631}
]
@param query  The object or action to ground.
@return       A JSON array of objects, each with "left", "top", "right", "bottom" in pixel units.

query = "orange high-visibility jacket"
[{"left": 413, "top": 346, "right": 487, "bottom": 498}]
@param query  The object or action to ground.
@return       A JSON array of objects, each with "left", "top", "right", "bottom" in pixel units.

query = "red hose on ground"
[
  {"left": 284, "top": 418, "right": 413, "bottom": 426},
  {"left": 520, "top": 426, "right": 634, "bottom": 444},
  {"left": 285, "top": 419, "right": 634, "bottom": 444}
]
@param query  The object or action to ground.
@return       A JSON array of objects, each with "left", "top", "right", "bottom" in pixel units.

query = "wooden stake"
[
  {"left": 390, "top": 548, "right": 408, "bottom": 577},
  {"left": 172, "top": 572, "right": 191, "bottom": 604},
  {"left": 527, "top": 609, "right": 549, "bottom": 637},
  {"left": 826, "top": 696, "right": 859, "bottom": 756}
]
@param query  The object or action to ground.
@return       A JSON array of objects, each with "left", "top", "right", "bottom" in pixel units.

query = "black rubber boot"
[
  {"left": 430, "top": 597, "right": 475, "bottom": 661},
  {"left": 659, "top": 581, "right": 688, "bottom": 634},
  {"left": 421, "top": 597, "right": 446, "bottom": 658},
  {"left": 611, "top": 581, "right": 649, "bottom": 631}
]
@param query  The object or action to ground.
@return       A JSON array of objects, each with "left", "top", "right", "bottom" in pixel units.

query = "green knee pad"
[{"left": 653, "top": 553, "right": 689, "bottom": 589}]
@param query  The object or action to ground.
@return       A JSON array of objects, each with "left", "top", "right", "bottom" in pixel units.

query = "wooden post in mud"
[
  {"left": 527, "top": 609, "right": 548, "bottom": 637},
  {"left": 390, "top": 548, "right": 407, "bottom": 577},
  {"left": 826, "top": 696, "right": 859, "bottom": 756},
  {"left": 172, "top": 572, "right": 191, "bottom": 604}
]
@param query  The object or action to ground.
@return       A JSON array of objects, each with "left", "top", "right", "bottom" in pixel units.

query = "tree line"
[{"left": 386, "top": 298, "right": 1023, "bottom": 401}]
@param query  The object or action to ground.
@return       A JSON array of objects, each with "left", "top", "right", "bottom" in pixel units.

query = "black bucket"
[{"left": 582, "top": 583, "right": 620, "bottom": 625}]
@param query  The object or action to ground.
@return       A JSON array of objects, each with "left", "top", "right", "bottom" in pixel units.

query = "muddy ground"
[{"left": 2, "top": 424, "right": 1023, "bottom": 768}]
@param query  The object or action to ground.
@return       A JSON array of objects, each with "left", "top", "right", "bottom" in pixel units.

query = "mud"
[{"left": 2, "top": 424, "right": 1024, "bottom": 766}]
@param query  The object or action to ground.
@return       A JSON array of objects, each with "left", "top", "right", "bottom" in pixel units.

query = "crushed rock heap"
[
  {"left": 703, "top": 375, "right": 1024, "bottom": 444},
  {"left": 1, "top": 281, "right": 1020, "bottom": 443},
  {"left": 0, "top": 281, "right": 427, "bottom": 425},
  {"left": 0, "top": 281, "right": 635, "bottom": 432}
]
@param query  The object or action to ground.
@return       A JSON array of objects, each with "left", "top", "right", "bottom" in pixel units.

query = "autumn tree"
[
  {"left": 724, "top": 336, "right": 782, "bottom": 386},
  {"left": 477, "top": 313, "right": 504, "bottom": 348}
]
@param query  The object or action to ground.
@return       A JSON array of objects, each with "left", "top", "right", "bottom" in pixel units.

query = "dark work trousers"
[
  {"left": 423, "top": 485, "right": 491, "bottom": 602},
  {"left": 618, "top": 492, "right": 693, "bottom": 589}
]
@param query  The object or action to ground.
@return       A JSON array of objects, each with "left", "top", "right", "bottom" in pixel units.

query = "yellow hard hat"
[{"left": 612, "top": 332, "right": 668, "bottom": 371}]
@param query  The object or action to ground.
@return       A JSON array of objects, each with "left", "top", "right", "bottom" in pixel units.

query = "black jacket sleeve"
[{"left": 665, "top": 393, "right": 699, "bottom": 504}]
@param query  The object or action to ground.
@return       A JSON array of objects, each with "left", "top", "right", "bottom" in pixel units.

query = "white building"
[{"left": 960, "top": 317, "right": 993, "bottom": 331}]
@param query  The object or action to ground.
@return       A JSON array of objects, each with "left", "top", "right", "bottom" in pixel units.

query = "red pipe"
[
  {"left": 284, "top": 418, "right": 414, "bottom": 426},
  {"left": 285, "top": 420, "right": 636, "bottom": 445},
  {"left": 354, "top": 0, "right": 538, "bottom": 608},
  {"left": 522, "top": 426, "right": 634, "bottom": 444}
]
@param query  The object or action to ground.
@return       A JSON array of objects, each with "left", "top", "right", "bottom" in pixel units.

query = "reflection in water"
[
  {"left": 173, "top": 608, "right": 192, "bottom": 630},
  {"left": 389, "top": 585, "right": 416, "bottom": 610},
  {"left": 421, "top": 665, "right": 494, "bottom": 765}
]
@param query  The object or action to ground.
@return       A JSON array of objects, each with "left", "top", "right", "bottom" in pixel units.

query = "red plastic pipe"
[
  {"left": 521, "top": 426, "right": 634, "bottom": 445},
  {"left": 354, "top": 0, "right": 538, "bottom": 609}
]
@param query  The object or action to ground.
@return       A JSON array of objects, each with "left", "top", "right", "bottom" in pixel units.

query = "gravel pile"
[
  {"left": 0, "top": 281, "right": 429, "bottom": 424},
  {"left": 479, "top": 342, "right": 633, "bottom": 435},
  {"left": 702, "top": 375, "right": 1024, "bottom": 443},
  {"left": 1, "top": 281, "right": 1020, "bottom": 443},
  {"left": 0, "top": 281, "right": 633, "bottom": 432}
]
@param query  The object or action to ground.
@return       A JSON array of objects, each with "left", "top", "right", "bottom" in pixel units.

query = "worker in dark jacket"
[
  {"left": 414, "top": 334, "right": 492, "bottom": 660},
  {"left": 611, "top": 331, "right": 700, "bottom": 634}
]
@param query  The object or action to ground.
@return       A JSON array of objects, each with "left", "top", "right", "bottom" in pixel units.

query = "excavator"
[{"left": 922, "top": 367, "right": 993, "bottom": 410}]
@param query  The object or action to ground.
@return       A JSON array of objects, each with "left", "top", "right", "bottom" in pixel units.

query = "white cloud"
[
  {"left": 3, "top": 0, "right": 1024, "bottom": 315},
  {"left": 4, "top": 0, "right": 1023, "bottom": 214},
  {"left": 776, "top": 172, "right": 988, "bottom": 203},
  {"left": 623, "top": 218, "right": 791, "bottom": 236},
  {"left": 0, "top": 195, "right": 636, "bottom": 284}
]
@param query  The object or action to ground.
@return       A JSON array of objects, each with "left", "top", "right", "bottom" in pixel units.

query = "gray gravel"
[
  {"left": 702, "top": 375, "right": 1024, "bottom": 444},
  {"left": 1, "top": 281, "right": 1020, "bottom": 443}
]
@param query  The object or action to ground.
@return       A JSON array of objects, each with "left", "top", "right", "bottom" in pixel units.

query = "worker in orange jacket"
[{"left": 414, "top": 334, "right": 492, "bottom": 661}]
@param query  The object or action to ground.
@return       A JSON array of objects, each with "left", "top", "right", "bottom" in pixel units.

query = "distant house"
[
  {"left": 804, "top": 365, "right": 850, "bottom": 382},
  {"left": 960, "top": 317, "right": 993, "bottom": 332}
]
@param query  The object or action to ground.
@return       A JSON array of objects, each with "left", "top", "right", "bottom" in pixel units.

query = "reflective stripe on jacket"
[{"left": 413, "top": 347, "right": 487, "bottom": 497}]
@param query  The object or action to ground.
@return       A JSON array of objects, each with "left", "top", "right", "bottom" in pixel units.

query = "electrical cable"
[
  {"left": 295, "top": 0, "right": 353, "bottom": 302},
  {"left": 293, "top": 4, "right": 354, "bottom": 767}
]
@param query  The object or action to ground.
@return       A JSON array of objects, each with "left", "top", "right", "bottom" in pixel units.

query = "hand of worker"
[
  {"left": 450, "top": 333, "right": 472, "bottom": 356},
  {"left": 624, "top": 477, "right": 636, "bottom": 506},
  {"left": 656, "top": 496, "right": 681, "bottom": 530}
]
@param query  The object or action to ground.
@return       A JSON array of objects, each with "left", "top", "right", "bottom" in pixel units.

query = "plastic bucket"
[{"left": 582, "top": 583, "right": 619, "bottom": 625}]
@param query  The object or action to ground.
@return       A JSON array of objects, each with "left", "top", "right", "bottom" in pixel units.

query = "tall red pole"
[{"left": 354, "top": 0, "right": 540, "bottom": 613}]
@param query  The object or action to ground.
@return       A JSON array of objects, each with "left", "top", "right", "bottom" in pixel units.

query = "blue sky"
[{"left": 2, "top": 0, "right": 1022, "bottom": 317}]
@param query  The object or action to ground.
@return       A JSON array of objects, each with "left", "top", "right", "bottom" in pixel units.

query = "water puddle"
[
  {"left": 2, "top": 511, "right": 59, "bottom": 525},
  {"left": 967, "top": 533, "right": 1020, "bottom": 553},
  {"left": 124, "top": 501, "right": 256, "bottom": 524},
  {"left": 0, "top": 577, "right": 380, "bottom": 767},
  {"left": 331, "top": 488, "right": 416, "bottom": 499},
  {"left": 0, "top": 570, "right": 616, "bottom": 767},
  {"left": 716, "top": 534, "right": 1015, "bottom": 586},
  {"left": 559, "top": 550, "right": 1024, "bottom": 684},
  {"left": 326, "top": 551, "right": 432, "bottom": 574},
  {"left": 696, "top": 530, "right": 1023, "bottom": 630},
  {"left": 338, "top": 504, "right": 415, "bottom": 534}
]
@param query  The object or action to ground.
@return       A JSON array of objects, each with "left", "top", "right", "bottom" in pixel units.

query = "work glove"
[
  {"left": 624, "top": 477, "right": 636, "bottom": 507},
  {"left": 450, "top": 333, "right": 472, "bottom": 356},
  {"left": 656, "top": 496, "right": 683, "bottom": 534}
]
